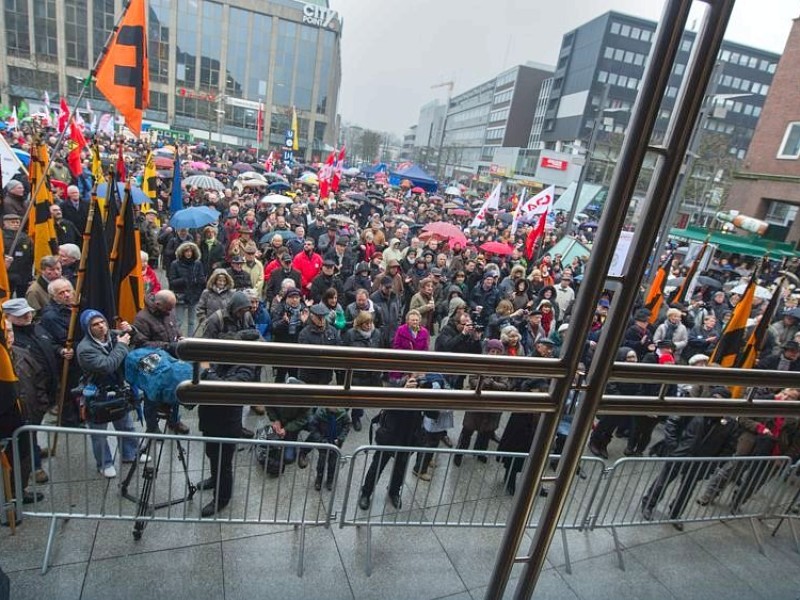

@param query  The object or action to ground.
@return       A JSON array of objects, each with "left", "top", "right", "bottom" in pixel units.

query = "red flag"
[
  {"left": 319, "top": 151, "right": 334, "bottom": 199},
  {"left": 57, "top": 98, "right": 70, "bottom": 133},
  {"left": 525, "top": 213, "right": 547, "bottom": 260},
  {"left": 67, "top": 121, "right": 87, "bottom": 177},
  {"left": 332, "top": 146, "right": 346, "bottom": 192},
  {"left": 116, "top": 145, "right": 127, "bottom": 181},
  {"left": 265, "top": 151, "right": 274, "bottom": 173},
  {"left": 256, "top": 103, "right": 264, "bottom": 145}
]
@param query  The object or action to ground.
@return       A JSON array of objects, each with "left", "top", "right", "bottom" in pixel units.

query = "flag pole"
[
  {"left": 49, "top": 195, "right": 101, "bottom": 455},
  {"left": 7, "top": 0, "right": 137, "bottom": 256}
]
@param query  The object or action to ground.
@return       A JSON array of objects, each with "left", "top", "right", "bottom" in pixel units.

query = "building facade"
[
  {"left": 438, "top": 63, "right": 553, "bottom": 180},
  {"left": 0, "top": 0, "right": 342, "bottom": 157},
  {"left": 725, "top": 17, "right": 800, "bottom": 245}
]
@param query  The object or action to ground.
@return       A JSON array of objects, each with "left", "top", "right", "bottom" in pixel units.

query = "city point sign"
[{"left": 302, "top": 3, "right": 337, "bottom": 28}]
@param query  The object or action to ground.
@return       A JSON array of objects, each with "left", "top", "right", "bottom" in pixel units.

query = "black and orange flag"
[
  {"left": 644, "top": 252, "right": 672, "bottom": 325},
  {"left": 80, "top": 196, "right": 116, "bottom": 322},
  {"left": 0, "top": 232, "right": 20, "bottom": 419},
  {"left": 109, "top": 184, "right": 144, "bottom": 324},
  {"left": 710, "top": 266, "right": 758, "bottom": 369},
  {"left": 94, "top": 0, "right": 149, "bottom": 136},
  {"left": 103, "top": 173, "right": 120, "bottom": 251},
  {"left": 672, "top": 241, "right": 708, "bottom": 305},
  {"left": 27, "top": 142, "right": 59, "bottom": 274}
]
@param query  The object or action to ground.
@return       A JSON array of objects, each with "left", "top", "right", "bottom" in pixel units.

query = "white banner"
[
  {"left": 0, "top": 134, "right": 24, "bottom": 187},
  {"left": 469, "top": 183, "right": 501, "bottom": 228}
]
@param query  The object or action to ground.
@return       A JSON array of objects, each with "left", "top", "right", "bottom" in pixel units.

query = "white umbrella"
[
  {"left": 730, "top": 282, "right": 772, "bottom": 300},
  {"left": 183, "top": 174, "right": 225, "bottom": 191},
  {"left": 260, "top": 194, "right": 294, "bottom": 205},
  {"left": 344, "top": 167, "right": 361, "bottom": 176},
  {"left": 238, "top": 171, "right": 267, "bottom": 182},
  {"left": 445, "top": 186, "right": 461, "bottom": 196}
]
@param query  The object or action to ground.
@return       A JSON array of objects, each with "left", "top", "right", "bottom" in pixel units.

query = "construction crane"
[{"left": 431, "top": 81, "right": 454, "bottom": 181}]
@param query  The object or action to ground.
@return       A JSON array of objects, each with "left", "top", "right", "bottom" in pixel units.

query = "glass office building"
[{"left": 0, "top": 0, "right": 342, "bottom": 157}]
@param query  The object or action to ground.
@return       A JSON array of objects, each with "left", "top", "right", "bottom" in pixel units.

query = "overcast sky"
[{"left": 329, "top": 0, "right": 799, "bottom": 136}]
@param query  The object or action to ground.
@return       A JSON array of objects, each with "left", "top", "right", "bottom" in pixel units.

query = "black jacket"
[
  {"left": 168, "top": 256, "right": 207, "bottom": 304},
  {"left": 661, "top": 415, "right": 738, "bottom": 458},
  {"left": 12, "top": 323, "right": 60, "bottom": 394},
  {"left": 297, "top": 322, "right": 340, "bottom": 384},
  {"left": 341, "top": 327, "right": 383, "bottom": 386},
  {"left": 198, "top": 364, "right": 256, "bottom": 437}
]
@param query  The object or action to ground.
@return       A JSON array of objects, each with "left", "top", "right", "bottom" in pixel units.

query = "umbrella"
[
  {"left": 299, "top": 172, "right": 319, "bottom": 185},
  {"left": 239, "top": 179, "right": 269, "bottom": 189},
  {"left": 232, "top": 162, "right": 252, "bottom": 172},
  {"left": 13, "top": 149, "right": 30, "bottom": 167},
  {"left": 445, "top": 186, "right": 461, "bottom": 196},
  {"left": 263, "top": 172, "right": 287, "bottom": 182},
  {"left": 260, "top": 230, "right": 298, "bottom": 244},
  {"left": 429, "top": 195, "right": 444, "bottom": 201},
  {"left": 479, "top": 241, "right": 515, "bottom": 256},
  {"left": 343, "top": 167, "right": 361, "bottom": 176},
  {"left": 366, "top": 190, "right": 384, "bottom": 198},
  {"left": 345, "top": 192, "right": 369, "bottom": 202},
  {"left": 189, "top": 161, "right": 210, "bottom": 170},
  {"left": 248, "top": 163, "right": 266, "bottom": 173},
  {"left": 207, "top": 166, "right": 227, "bottom": 174},
  {"left": 239, "top": 171, "right": 267, "bottom": 182},
  {"left": 268, "top": 181, "right": 291, "bottom": 191},
  {"left": 184, "top": 174, "right": 225, "bottom": 191},
  {"left": 153, "top": 148, "right": 175, "bottom": 157},
  {"left": 153, "top": 155, "right": 174, "bottom": 168},
  {"left": 696, "top": 276, "right": 723, "bottom": 289},
  {"left": 394, "top": 214, "right": 415, "bottom": 224},
  {"left": 465, "top": 190, "right": 480, "bottom": 197},
  {"left": 730, "top": 283, "right": 772, "bottom": 300},
  {"left": 338, "top": 200, "right": 360, "bottom": 208},
  {"left": 328, "top": 214, "right": 355, "bottom": 225},
  {"left": 260, "top": 194, "right": 294, "bottom": 205},
  {"left": 169, "top": 206, "right": 220, "bottom": 229},
  {"left": 96, "top": 182, "right": 149, "bottom": 205},
  {"left": 450, "top": 208, "right": 470, "bottom": 217},
  {"left": 443, "top": 202, "right": 460, "bottom": 209},
  {"left": 156, "top": 169, "right": 173, "bottom": 179},
  {"left": 421, "top": 222, "right": 468, "bottom": 248},
  {"left": 411, "top": 186, "right": 425, "bottom": 194}
]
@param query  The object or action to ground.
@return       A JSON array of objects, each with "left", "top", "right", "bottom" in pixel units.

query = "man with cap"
[
  {"left": 469, "top": 273, "right": 501, "bottom": 328},
  {"left": 309, "top": 258, "right": 343, "bottom": 303},
  {"left": 240, "top": 242, "right": 264, "bottom": 295},
  {"left": 2, "top": 179, "right": 27, "bottom": 217},
  {"left": 227, "top": 254, "right": 252, "bottom": 290},
  {"left": 50, "top": 204, "right": 81, "bottom": 247},
  {"left": 270, "top": 287, "right": 308, "bottom": 382},
  {"left": 342, "top": 261, "right": 373, "bottom": 306},
  {"left": 292, "top": 238, "right": 324, "bottom": 297},
  {"left": 76, "top": 309, "right": 142, "bottom": 478},
  {"left": 139, "top": 210, "right": 161, "bottom": 268},
  {"left": 26, "top": 255, "right": 63, "bottom": 314},
  {"left": 554, "top": 273, "right": 575, "bottom": 317},
  {"left": 316, "top": 222, "right": 339, "bottom": 255},
  {"left": 624, "top": 308, "right": 656, "bottom": 360},
  {"left": 4, "top": 297, "right": 60, "bottom": 484},
  {"left": 371, "top": 275, "right": 402, "bottom": 348},
  {"left": 297, "top": 303, "right": 341, "bottom": 385},
  {"left": 59, "top": 185, "right": 89, "bottom": 237},
  {"left": 264, "top": 251, "right": 302, "bottom": 305},
  {"left": 325, "top": 235, "right": 357, "bottom": 280},
  {"left": 307, "top": 212, "right": 328, "bottom": 245},
  {"left": 3, "top": 212, "right": 33, "bottom": 298},
  {"left": 768, "top": 310, "right": 800, "bottom": 351},
  {"left": 627, "top": 340, "right": 677, "bottom": 456}
]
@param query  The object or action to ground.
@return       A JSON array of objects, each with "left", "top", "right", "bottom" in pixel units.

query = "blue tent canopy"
[
  {"left": 388, "top": 164, "right": 438, "bottom": 192},
  {"left": 361, "top": 162, "right": 387, "bottom": 176}
]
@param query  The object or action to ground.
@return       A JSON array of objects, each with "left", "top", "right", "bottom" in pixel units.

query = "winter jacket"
[
  {"left": 292, "top": 250, "right": 324, "bottom": 291},
  {"left": 660, "top": 415, "right": 737, "bottom": 458},
  {"left": 132, "top": 303, "right": 181, "bottom": 351},
  {"left": 4, "top": 228, "right": 33, "bottom": 291},
  {"left": 168, "top": 242, "right": 207, "bottom": 304},
  {"left": 310, "top": 273, "right": 344, "bottom": 303},
  {"left": 196, "top": 269, "right": 235, "bottom": 325},
  {"left": 201, "top": 292, "right": 255, "bottom": 340},
  {"left": 307, "top": 407, "right": 351, "bottom": 446},
  {"left": 341, "top": 327, "right": 383, "bottom": 386},
  {"left": 200, "top": 237, "right": 226, "bottom": 274},
  {"left": 392, "top": 324, "right": 430, "bottom": 352},
  {"left": 264, "top": 266, "right": 302, "bottom": 303},
  {"left": 370, "top": 289, "right": 402, "bottom": 348},
  {"left": 297, "top": 322, "right": 341, "bottom": 384},
  {"left": 198, "top": 363, "right": 256, "bottom": 437},
  {"left": 76, "top": 330, "right": 129, "bottom": 389}
]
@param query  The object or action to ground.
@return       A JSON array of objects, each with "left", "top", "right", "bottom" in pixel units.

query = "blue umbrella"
[
  {"left": 13, "top": 149, "right": 30, "bottom": 167},
  {"left": 96, "top": 182, "right": 149, "bottom": 205},
  {"left": 268, "top": 181, "right": 291, "bottom": 191},
  {"left": 169, "top": 206, "right": 220, "bottom": 229},
  {"left": 260, "top": 229, "right": 298, "bottom": 244}
]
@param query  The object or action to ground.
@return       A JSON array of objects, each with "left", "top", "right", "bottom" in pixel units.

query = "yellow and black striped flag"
[
  {"left": 28, "top": 143, "right": 59, "bottom": 273},
  {"left": 644, "top": 253, "right": 672, "bottom": 325},
  {"left": 91, "top": 143, "right": 106, "bottom": 186},
  {"left": 79, "top": 197, "right": 116, "bottom": 321},
  {"left": 140, "top": 151, "right": 157, "bottom": 213},
  {"left": 103, "top": 174, "right": 120, "bottom": 251},
  {"left": 110, "top": 183, "right": 144, "bottom": 324},
  {"left": 710, "top": 269, "right": 758, "bottom": 368}
]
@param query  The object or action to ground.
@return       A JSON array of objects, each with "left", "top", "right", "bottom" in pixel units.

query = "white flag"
[
  {"left": 99, "top": 113, "right": 115, "bottom": 137},
  {"left": 0, "top": 134, "right": 24, "bottom": 186},
  {"left": 515, "top": 185, "right": 555, "bottom": 225},
  {"left": 469, "top": 183, "right": 502, "bottom": 228},
  {"left": 7, "top": 107, "right": 18, "bottom": 131},
  {"left": 510, "top": 188, "right": 527, "bottom": 236}
]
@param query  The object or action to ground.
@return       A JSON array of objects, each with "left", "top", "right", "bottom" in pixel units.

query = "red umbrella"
[
  {"left": 479, "top": 241, "right": 515, "bottom": 256},
  {"left": 411, "top": 186, "right": 425, "bottom": 194},
  {"left": 450, "top": 208, "right": 470, "bottom": 217},
  {"left": 421, "top": 222, "right": 467, "bottom": 248},
  {"left": 153, "top": 155, "right": 174, "bottom": 168}
]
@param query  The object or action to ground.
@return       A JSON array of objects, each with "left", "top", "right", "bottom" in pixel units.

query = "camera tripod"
[{"left": 120, "top": 406, "right": 197, "bottom": 540}]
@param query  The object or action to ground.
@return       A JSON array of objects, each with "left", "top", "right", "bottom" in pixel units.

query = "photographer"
[
  {"left": 358, "top": 374, "right": 424, "bottom": 511},
  {"left": 270, "top": 288, "right": 309, "bottom": 383},
  {"left": 76, "top": 310, "right": 143, "bottom": 479}
]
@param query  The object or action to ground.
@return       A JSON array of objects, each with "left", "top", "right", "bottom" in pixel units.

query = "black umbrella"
[
  {"left": 696, "top": 276, "right": 723, "bottom": 289},
  {"left": 346, "top": 193, "right": 369, "bottom": 202},
  {"left": 248, "top": 163, "right": 266, "bottom": 173}
]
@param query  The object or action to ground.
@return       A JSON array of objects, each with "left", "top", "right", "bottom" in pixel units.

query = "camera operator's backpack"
[
  {"left": 254, "top": 425, "right": 286, "bottom": 476},
  {"left": 124, "top": 348, "right": 193, "bottom": 406}
]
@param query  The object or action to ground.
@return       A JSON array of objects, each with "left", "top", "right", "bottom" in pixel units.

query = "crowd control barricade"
[
  {"left": 769, "top": 459, "right": 800, "bottom": 553},
  {"left": 339, "top": 445, "right": 607, "bottom": 575},
  {"left": 592, "top": 455, "right": 792, "bottom": 570},
  {"left": 12, "top": 425, "right": 342, "bottom": 576}
]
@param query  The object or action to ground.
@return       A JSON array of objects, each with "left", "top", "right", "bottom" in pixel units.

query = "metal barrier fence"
[
  {"left": 338, "top": 446, "right": 607, "bottom": 575},
  {"left": 9, "top": 425, "right": 800, "bottom": 579},
  {"left": 11, "top": 425, "right": 342, "bottom": 575},
  {"left": 592, "top": 455, "right": 793, "bottom": 569}
]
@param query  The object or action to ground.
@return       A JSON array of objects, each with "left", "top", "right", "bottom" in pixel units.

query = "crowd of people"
[{"left": 2, "top": 129, "right": 800, "bottom": 518}]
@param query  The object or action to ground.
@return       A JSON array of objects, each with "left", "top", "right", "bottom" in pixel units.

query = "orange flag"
[{"left": 94, "top": 0, "right": 149, "bottom": 136}]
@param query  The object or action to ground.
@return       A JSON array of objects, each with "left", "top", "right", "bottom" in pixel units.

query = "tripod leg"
[
  {"left": 133, "top": 438, "right": 161, "bottom": 540},
  {"left": 121, "top": 435, "right": 151, "bottom": 498},
  {"left": 175, "top": 439, "right": 197, "bottom": 499}
]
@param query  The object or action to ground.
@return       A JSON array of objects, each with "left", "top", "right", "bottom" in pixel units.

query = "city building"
[
  {"left": 0, "top": 0, "right": 342, "bottom": 157},
  {"left": 435, "top": 62, "right": 553, "bottom": 181},
  {"left": 725, "top": 17, "right": 800, "bottom": 245}
]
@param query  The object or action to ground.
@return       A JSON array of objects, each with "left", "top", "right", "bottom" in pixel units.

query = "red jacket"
[{"left": 292, "top": 251, "right": 323, "bottom": 292}]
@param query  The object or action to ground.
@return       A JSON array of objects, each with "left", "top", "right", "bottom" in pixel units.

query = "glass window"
[
  {"left": 778, "top": 123, "right": 800, "bottom": 159},
  {"left": 176, "top": 0, "right": 199, "bottom": 87},
  {"left": 199, "top": 1, "right": 222, "bottom": 89},
  {"left": 634, "top": 53, "right": 644, "bottom": 66},
  {"left": 753, "top": 106, "right": 762, "bottom": 117},
  {"left": 631, "top": 27, "right": 640, "bottom": 40},
  {"left": 666, "top": 86, "right": 677, "bottom": 98},
  {"left": 760, "top": 84, "right": 769, "bottom": 96},
  {"left": 604, "top": 47, "right": 614, "bottom": 59},
  {"left": 722, "top": 75, "right": 732, "bottom": 87},
  {"left": 64, "top": 0, "right": 88, "bottom": 68},
  {"left": 624, "top": 51, "right": 634, "bottom": 63},
  {"left": 641, "top": 30, "right": 651, "bottom": 42},
  {"left": 739, "top": 54, "right": 749, "bottom": 66},
  {"left": 733, "top": 101, "right": 742, "bottom": 112},
  {"left": 614, "top": 48, "right": 624, "bottom": 61},
  {"left": 768, "top": 63, "right": 776, "bottom": 74},
  {"left": 732, "top": 77, "right": 741, "bottom": 89},
  {"left": 316, "top": 30, "right": 334, "bottom": 114},
  {"left": 149, "top": 0, "right": 171, "bottom": 84},
  {"left": 597, "top": 70, "right": 608, "bottom": 83},
  {"left": 294, "top": 25, "right": 318, "bottom": 112},
  {"left": 273, "top": 20, "right": 297, "bottom": 107},
  {"left": 743, "top": 104, "right": 753, "bottom": 116},
  {"left": 674, "top": 63, "right": 685, "bottom": 76},
  {"left": 748, "top": 56, "right": 758, "bottom": 68},
  {"left": 5, "top": 0, "right": 30, "bottom": 57},
  {"left": 720, "top": 50, "right": 731, "bottom": 61},
  {"left": 607, "top": 73, "right": 618, "bottom": 85},
  {"left": 610, "top": 22, "right": 620, "bottom": 34},
  {"left": 730, "top": 52, "right": 740, "bottom": 63},
  {"left": 618, "top": 75, "right": 628, "bottom": 87},
  {"left": 34, "top": 0, "right": 58, "bottom": 60},
  {"left": 247, "top": 14, "right": 272, "bottom": 102},
  {"left": 620, "top": 24, "right": 630, "bottom": 37},
  {"left": 627, "top": 77, "right": 637, "bottom": 89},
  {"left": 681, "top": 39, "right": 692, "bottom": 52}
]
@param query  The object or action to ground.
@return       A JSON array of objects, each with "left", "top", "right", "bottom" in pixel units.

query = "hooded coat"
[
  {"left": 196, "top": 268, "right": 235, "bottom": 324},
  {"left": 168, "top": 242, "right": 206, "bottom": 304}
]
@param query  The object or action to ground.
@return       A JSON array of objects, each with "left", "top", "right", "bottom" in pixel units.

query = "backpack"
[{"left": 255, "top": 424, "right": 286, "bottom": 477}]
